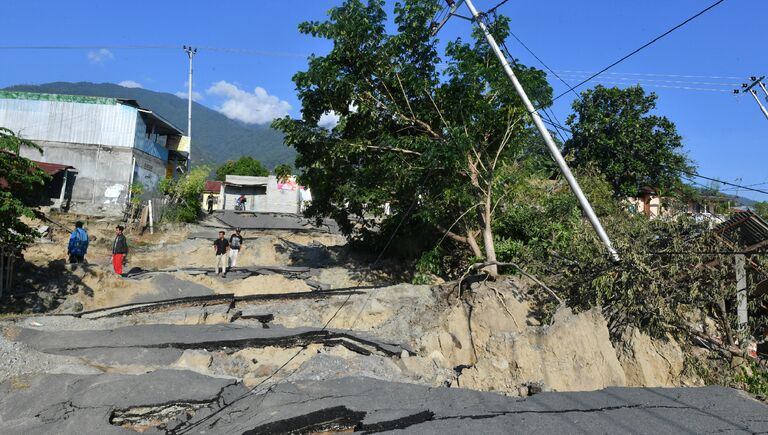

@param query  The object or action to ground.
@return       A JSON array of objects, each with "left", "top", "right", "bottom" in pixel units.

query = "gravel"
[{"left": 0, "top": 322, "right": 101, "bottom": 383}]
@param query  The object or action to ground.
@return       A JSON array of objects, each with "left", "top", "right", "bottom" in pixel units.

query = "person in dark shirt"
[
  {"left": 229, "top": 228, "right": 244, "bottom": 270},
  {"left": 112, "top": 225, "right": 128, "bottom": 275},
  {"left": 213, "top": 231, "right": 229, "bottom": 276}
]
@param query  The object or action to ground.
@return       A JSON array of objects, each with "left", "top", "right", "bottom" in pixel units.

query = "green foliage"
[
  {"left": 159, "top": 166, "right": 210, "bottom": 223},
  {"left": 273, "top": 0, "right": 552, "bottom": 264},
  {"left": 215, "top": 157, "right": 269, "bottom": 181},
  {"left": 273, "top": 163, "right": 293, "bottom": 182},
  {"left": 734, "top": 361, "right": 768, "bottom": 399},
  {"left": 565, "top": 85, "right": 694, "bottom": 197},
  {"left": 753, "top": 202, "right": 768, "bottom": 220},
  {"left": 129, "top": 182, "right": 144, "bottom": 209},
  {"left": 0, "top": 128, "right": 50, "bottom": 248}
]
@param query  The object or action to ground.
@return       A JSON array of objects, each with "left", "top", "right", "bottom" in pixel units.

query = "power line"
[
  {"left": 554, "top": 74, "right": 739, "bottom": 88},
  {"left": 549, "top": 0, "right": 728, "bottom": 104},
  {"left": 555, "top": 70, "right": 745, "bottom": 81},
  {"left": 0, "top": 44, "right": 308, "bottom": 58},
  {"left": 561, "top": 79, "right": 733, "bottom": 93},
  {"left": 681, "top": 169, "right": 768, "bottom": 196}
]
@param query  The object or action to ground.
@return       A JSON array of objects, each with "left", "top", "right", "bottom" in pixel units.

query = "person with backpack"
[
  {"left": 229, "top": 228, "right": 244, "bottom": 269},
  {"left": 67, "top": 221, "right": 89, "bottom": 264},
  {"left": 112, "top": 225, "right": 129, "bottom": 275}
]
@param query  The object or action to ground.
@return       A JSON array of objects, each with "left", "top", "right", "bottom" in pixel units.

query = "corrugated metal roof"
[
  {"left": 204, "top": 180, "right": 222, "bottom": 192},
  {"left": 34, "top": 160, "right": 75, "bottom": 175},
  {"left": 714, "top": 211, "right": 768, "bottom": 252}
]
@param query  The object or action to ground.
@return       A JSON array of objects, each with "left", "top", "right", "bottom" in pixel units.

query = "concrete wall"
[
  {"left": 21, "top": 140, "right": 133, "bottom": 215},
  {"left": 266, "top": 176, "right": 301, "bottom": 214},
  {"left": 132, "top": 150, "right": 167, "bottom": 194}
]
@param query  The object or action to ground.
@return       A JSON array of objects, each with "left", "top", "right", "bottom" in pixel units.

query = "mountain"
[{"left": 3, "top": 82, "right": 295, "bottom": 169}]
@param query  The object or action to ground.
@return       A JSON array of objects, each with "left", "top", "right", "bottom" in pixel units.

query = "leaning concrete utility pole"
[
  {"left": 736, "top": 76, "right": 768, "bottom": 122},
  {"left": 459, "top": 0, "right": 620, "bottom": 261},
  {"left": 183, "top": 45, "right": 197, "bottom": 171}
]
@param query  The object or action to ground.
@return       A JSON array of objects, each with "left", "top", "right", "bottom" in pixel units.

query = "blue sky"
[{"left": 1, "top": 0, "right": 766, "bottom": 200}]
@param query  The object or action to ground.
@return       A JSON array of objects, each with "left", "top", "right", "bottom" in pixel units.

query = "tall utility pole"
[
  {"left": 446, "top": 0, "right": 620, "bottom": 261},
  {"left": 736, "top": 76, "right": 768, "bottom": 122},
  {"left": 183, "top": 45, "right": 197, "bottom": 171}
]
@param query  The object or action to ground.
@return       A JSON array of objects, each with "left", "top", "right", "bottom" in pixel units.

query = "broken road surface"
[
  {"left": 1, "top": 373, "right": 766, "bottom": 434},
  {"left": 3, "top": 227, "right": 767, "bottom": 433}
]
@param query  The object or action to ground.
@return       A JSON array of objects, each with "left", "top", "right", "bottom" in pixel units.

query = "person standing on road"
[
  {"left": 229, "top": 228, "right": 244, "bottom": 270},
  {"left": 112, "top": 225, "right": 129, "bottom": 275},
  {"left": 213, "top": 231, "right": 229, "bottom": 276},
  {"left": 67, "top": 221, "right": 89, "bottom": 264},
  {"left": 207, "top": 195, "right": 215, "bottom": 214}
]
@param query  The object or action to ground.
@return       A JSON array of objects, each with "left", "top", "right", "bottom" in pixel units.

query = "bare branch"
[{"left": 364, "top": 145, "right": 422, "bottom": 156}]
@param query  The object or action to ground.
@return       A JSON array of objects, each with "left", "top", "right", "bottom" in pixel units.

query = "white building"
[{"left": 221, "top": 175, "right": 310, "bottom": 214}]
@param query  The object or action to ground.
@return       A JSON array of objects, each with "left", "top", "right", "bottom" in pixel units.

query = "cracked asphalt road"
[{"left": 1, "top": 373, "right": 766, "bottom": 434}]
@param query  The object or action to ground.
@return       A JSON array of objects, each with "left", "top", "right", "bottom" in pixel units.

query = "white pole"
[
  {"left": 183, "top": 46, "right": 197, "bottom": 171},
  {"left": 148, "top": 200, "right": 154, "bottom": 235},
  {"left": 462, "top": 0, "right": 619, "bottom": 261},
  {"left": 749, "top": 89, "right": 768, "bottom": 121}
]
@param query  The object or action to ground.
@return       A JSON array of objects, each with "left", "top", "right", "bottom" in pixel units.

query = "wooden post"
[
  {"left": 0, "top": 247, "right": 5, "bottom": 299},
  {"left": 735, "top": 254, "right": 748, "bottom": 333},
  {"left": 58, "top": 170, "right": 68, "bottom": 210}
]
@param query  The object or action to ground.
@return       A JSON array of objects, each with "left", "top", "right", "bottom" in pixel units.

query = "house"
[
  {"left": 0, "top": 159, "right": 75, "bottom": 211},
  {"left": 626, "top": 187, "right": 668, "bottom": 218},
  {"left": 221, "top": 174, "right": 310, "bottom": 214},
  {"left": 0, "top": 91, "right": 187, "bottom": 215},
  {"left": 202, "top": 180, "right": 223, "bottom": 211}
]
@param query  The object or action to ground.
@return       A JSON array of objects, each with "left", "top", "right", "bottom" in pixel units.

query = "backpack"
[{"left": 72, "top": 229, "right": 89, "bottom": 255}]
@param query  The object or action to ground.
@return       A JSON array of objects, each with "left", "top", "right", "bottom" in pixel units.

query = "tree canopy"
[
  {"left": 0, "top": 128, "right": 50, "bottom": 249},
  {"left": 214, "top": 156, "right": 269, "bottom": 181},
  {"left": 273, "top": 0, "right": 553, "bottom": 273},
  {"left": 564, "top": 85, "right": 693, "bottom": 197}
]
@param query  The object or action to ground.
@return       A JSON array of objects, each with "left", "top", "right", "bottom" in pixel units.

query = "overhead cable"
[{"left": 549, "top": 0, "right": 728, "bottom": 104}]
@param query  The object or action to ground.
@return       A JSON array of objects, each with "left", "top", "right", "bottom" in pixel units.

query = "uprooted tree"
[{"left": 273, "top": 0, "right": 555, "bottom": 276}]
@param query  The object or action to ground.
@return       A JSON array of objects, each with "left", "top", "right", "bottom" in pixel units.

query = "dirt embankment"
[{"left": 6, "top": 219, "right": 698, "bottom": 395}]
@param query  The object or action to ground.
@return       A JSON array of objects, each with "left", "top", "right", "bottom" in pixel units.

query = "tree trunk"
[
  {"left": 466, "top": 230, "right": 483, "bottom": 259},
  {"left": 478, "top": 196, "right": 498, "bottom": 277}
]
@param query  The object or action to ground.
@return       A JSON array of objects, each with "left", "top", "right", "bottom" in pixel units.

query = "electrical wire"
[
  {"left": 561, "top": 79, "right": 733, "bottom": 93},
  {"left": 0, "top": 44, "right": 309, "bottom": 58},
  {"left": 555, "top": 70, "right": 745, "bottom": 81},
  {"left": 553, "top": 74, "right": 739, "bottom": 88},
  {"left": 548, "top": 0, "right": 728, "bottom": 104}
]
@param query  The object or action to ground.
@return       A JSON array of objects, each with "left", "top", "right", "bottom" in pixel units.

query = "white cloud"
[
  {"left": 174, "top": 90, "right": 204, "bottom": 102},
  {"left": 118, "top": 80, "right": 142, "bottom": 88},
  {"left": 206, "top": 80, "right": 291, "bottom": 124},
  {"left": 318, "top": 111, "right": 340, "bottom": 129},
  {"left": 87, "top": 48, "right": 113, "bottom": 64}
]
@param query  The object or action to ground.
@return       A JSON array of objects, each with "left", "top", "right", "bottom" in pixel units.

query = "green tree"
[
  {"left": 0, "top": 128, "right": 50, "bottom": 248},
  {"left": 273, "top": 163, "right": 293, "bottom": 182},
  {"left": 273, "top": 0, "right": 552, "bottom": 275},
  {"left": 214, "top": 156, "right": 269, "bottom": 181},
  {"left": 752, "top": 201, "right": 768, "bottom": 220},
  {"left": 564, "top": 85, "right": 693, "bottom": 198},
  {"left": 158, "top": 166, "right": 210, "bottom": 223}
]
